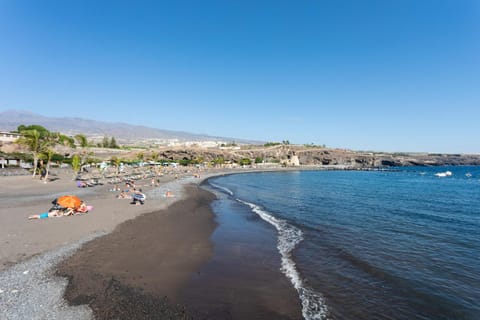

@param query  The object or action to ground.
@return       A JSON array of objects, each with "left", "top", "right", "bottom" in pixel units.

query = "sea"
[{"left": 204, "top": 166, "right": 480, "bottom": 320}]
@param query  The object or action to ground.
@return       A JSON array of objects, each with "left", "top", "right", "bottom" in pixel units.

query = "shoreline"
[
  {"left": 1, "top": 165, "right": 478, "bottom": 318},
  {"left": 56, "top": 183, "right": 302, "bottom": 319},
  {"left": 0, "top": 166, "right": 306, "bottom": 319}
]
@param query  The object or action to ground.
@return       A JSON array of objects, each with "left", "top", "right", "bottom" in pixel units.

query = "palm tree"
[
  {"left": 150, "top": 151, "right": 159, "bottom": 162},
  {"left": 59, "top": 134, "right": 76, "bottom": 148},
  {"left": 74, "top": 134, "right": 89, "bottom": 169},
  {"left": 71, "top": 154, "right": 81, "bottom": 178},
  {"left": 41, "top": 149, "right": 55, "bottom": 182},
  {"left": 16, "top": 129, "right": 42, "bottom": 178},
  {"left": 110, "top": 156, "right": 122, "bottom": 175},
  {"left": 39, "top": 131, "right": 60, "bottom": 182},
  {"left": 74, "top": 134, "right": 88, "bottom": 148}
]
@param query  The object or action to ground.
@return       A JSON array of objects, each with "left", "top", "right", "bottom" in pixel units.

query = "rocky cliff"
[{"left": 127, "top": 145, "right": 480, "bottom": 168}]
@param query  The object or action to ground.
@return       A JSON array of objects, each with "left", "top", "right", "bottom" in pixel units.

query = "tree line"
[{"left": 12, "top": 125, "right": 119, "bottom": 180}]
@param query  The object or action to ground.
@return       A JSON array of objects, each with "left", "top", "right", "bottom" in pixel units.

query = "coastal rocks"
[
  {"left": 374, "top": 159, "right": 398, "bottom": 167},
  {"left": 170, "top": 148, "right": 466, "bottom": 168}
]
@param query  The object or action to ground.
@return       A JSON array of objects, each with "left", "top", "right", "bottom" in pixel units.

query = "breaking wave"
[
  {"left": 237, "top": 199, "right": 329, "bottom": 320},
  {"left": 209, "top": 182, "right": 234, "bottom": 196}
]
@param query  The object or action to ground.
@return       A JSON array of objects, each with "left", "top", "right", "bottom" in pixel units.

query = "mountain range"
[{"left": 0, "top": 110, "right": 260, "bottom": 145}]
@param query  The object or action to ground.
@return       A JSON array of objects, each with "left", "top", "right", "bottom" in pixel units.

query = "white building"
[{"left": 0, "top": 131, "right": 21, "bottom": 145}]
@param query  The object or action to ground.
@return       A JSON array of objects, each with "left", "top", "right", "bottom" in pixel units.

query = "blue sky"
[{"left": 1, "top": 0, "right": 479, "bottom": 153}]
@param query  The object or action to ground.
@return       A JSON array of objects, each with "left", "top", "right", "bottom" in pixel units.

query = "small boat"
[
  {"left": 435, "top": 171, "right": 453, "bottom": 177},
  {"left": 465, "top": 173, "right": 472, "bottom": 178}
]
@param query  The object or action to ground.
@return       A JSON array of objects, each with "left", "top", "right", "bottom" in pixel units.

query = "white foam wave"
[
  {"left": 237, "top": 199, "right": 329, "bottom": 320},
  {"left": 209, "top": 182, "right": 234, "bottom": 196}
]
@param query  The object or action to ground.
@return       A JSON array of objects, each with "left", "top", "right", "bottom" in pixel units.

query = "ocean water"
[{"left": 206, "top": 166, "right": 480, "bottom": 320}]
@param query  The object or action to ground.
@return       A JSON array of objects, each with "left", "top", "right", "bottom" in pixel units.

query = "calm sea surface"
[{"left": 206, "top": 166, "right": 480, "bottom": 320}]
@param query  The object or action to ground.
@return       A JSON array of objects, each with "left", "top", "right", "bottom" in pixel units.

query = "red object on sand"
[{"left": 56, "top": 195, "right": 82, "bottom": 209}]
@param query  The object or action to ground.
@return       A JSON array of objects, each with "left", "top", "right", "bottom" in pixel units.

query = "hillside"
[{"left": 0, "top": 110, "right": 260, "bottom": 145}]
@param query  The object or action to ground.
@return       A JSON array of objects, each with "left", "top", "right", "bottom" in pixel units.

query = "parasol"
[{"left": 56, "top": 195, "right": 82, "bottom": 209}]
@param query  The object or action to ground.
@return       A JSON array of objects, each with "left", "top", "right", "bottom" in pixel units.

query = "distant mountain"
[{"left": 0, "top": 110, "right": 260, "bottom": 145}]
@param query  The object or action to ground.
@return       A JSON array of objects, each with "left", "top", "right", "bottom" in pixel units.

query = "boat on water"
[
  {"left": 435, "top": 171, "right": 453, "bottom": 177},
  {"left": 465, "top": 173, "right": 472, "bottom": 178}
]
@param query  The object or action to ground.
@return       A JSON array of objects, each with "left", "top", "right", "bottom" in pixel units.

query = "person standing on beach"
[{"left": 40, "top": 166, "right": 47, "bottom": 181}]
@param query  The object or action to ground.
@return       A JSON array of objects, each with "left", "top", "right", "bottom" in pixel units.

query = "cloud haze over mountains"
[{"left": 0, "top": 110, "right": 259, "bottom": 145}]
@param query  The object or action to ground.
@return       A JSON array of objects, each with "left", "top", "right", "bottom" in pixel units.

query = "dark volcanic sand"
[{"left": 57, "top": 184, "right": 302, "bottom": 319}]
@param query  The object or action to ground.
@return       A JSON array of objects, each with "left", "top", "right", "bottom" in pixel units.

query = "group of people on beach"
[
  {"left": 28, "top": 195, "right": 93, "bottom": 220},
  {"left": 28, "top": 171, "right": 187, "bottom": 220},
  {"left": 113, "top": 180, "right": 146, "bottom": 205}
]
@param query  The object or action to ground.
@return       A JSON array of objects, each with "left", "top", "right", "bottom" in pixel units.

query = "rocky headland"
[{"left": 64, "top": 145, "right": 480, "bottom": 168}]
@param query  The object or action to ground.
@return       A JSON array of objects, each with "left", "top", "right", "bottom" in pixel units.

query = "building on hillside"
[
  {"left": 0, "top": 131, "right": 21, "bottom": 146},
  {"left": 282, "top": 150, "right": 300, "bottom": 166}
]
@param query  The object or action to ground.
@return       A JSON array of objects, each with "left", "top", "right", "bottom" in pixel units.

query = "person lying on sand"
[
  {"left": 165, "top": 191, "right": 175, "bottom": 198},
  {"left": 116, "top": 190, "right": 132, "bottom": 199},
  {"left": 76, "top": 180, "right": 88, "bottom": 188},
  {"left": 28, "top": 202, "right": 93, "bottom": 219},
  {"left": 109, "top": 184, "right": 121, "bottom": 192}
]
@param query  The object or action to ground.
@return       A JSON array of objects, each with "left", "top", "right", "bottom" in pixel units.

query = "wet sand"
[
  {"left": 56, "top": 184, "right": 216, "bottom": 318},
  {"left": 56, "top": 184, "right": 302, "bottom": 319}
]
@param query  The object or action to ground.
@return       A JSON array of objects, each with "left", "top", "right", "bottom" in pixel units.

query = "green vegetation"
[
  {"left": 74, "top": 134, "right": 88, "bottom": 148},
  {"left": 15, "top": 125, "right": 57, "bottom": 177},
  {"left": 178, "top": 159, "right": 192, "bottom": 166},
  {"left": 109, "top": 156, "right": 123, "bottom": 175},
  {"left": 191, "top": 156, "right": 204, "bottom": 165},
  {"left": 11, "top": 124, "right": 123, "bottom": 176},
  {"left": 264, "top": 142, "right": 281, "bottom": 147},
  {"left": 71, "top": 154, "right": 81, "bottom": 174},
  {"left": 98, "top": 135, "right": 119, "bottom": 148},
  {"left": 136, "top": 152, "right": 145, "bottom": 162},
  {"left": 39, "top": 130, "right": 62, "bottom": 180},
  {"left": 212, "top": 157, "right": 225, "bottom": 165},
  {"left": 238, "top": 158, "right": 252, "bottom": 166},
  {"left": 59, "top": 134, "right": 76, "bottom": 148},
  {"left": 220, "top": 142, "right": 238, "bottom": 147},
  {"left": 264, "top": 140, "right": 291, "bottom": 146}
]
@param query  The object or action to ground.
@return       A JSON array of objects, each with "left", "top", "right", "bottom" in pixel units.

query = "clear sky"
[{"left": 1, "top": 0, "right": 479, "bottom": 153}]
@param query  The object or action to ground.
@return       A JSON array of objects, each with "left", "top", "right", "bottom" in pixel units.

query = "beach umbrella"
[{"left": 56, "top": 195, "right": 82, "bottom": 209}]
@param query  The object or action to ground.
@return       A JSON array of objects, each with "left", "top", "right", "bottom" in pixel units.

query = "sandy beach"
[
  {"left": 0, "top": 168, "right": 185, "bottom": 271},
  {"left": 0, "top": 166, "right": 302, "bottom": 319}
]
